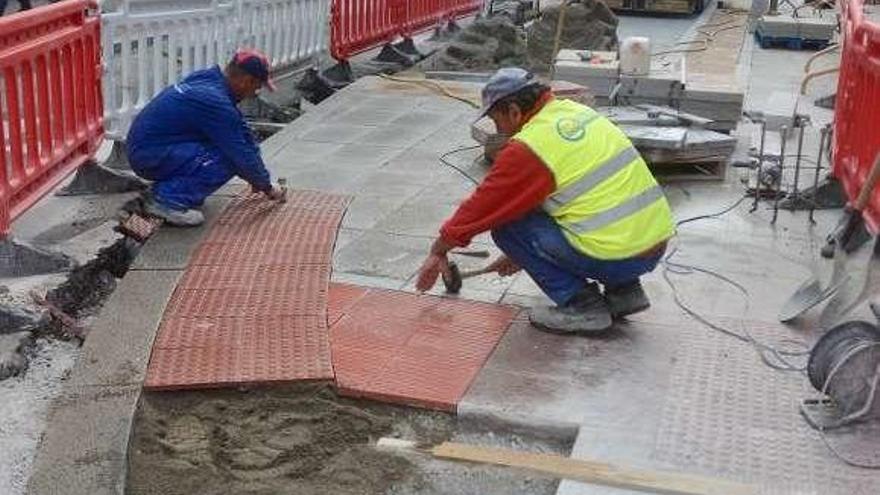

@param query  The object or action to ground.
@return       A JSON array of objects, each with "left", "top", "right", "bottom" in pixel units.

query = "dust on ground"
[
  {"left": 128, "top": 383, "right": 564, "bottom": 495},
  {"left": 426, "top": 1, "right": 618, "bottom": 74},
  {"left": 0, "top": 338, "right": 79, "bottom": 494}
]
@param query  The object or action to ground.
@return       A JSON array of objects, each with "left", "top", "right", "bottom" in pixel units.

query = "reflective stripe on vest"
[
  {"left": 543, "top": 146, "right": 641, "bottom": 214},
  {"left": 560, "top": 185, "right": 664, "bottom": 234}
]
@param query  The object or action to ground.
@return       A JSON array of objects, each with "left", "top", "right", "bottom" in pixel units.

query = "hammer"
[{"left": 442, "top": 261, "right": 496, "bottom": 294}]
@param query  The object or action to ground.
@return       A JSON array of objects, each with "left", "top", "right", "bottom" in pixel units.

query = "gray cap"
[{"left": 477, "top": 67, "right": 539, "bottom": 120}]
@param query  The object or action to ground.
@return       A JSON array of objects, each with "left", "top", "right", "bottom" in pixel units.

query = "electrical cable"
[
  {"left": 662, "top": 194, "right": 811, "bottom": 372},
  {"left": 667, "top": 192, "right": 880, "bottom": 467},
  {"left": 377, "top": 73, "right": 481, "bottom": 109},
  {"left": 816, "top": 341, "right": 880, "bottom": 468},
  {"left": 439, "top": 145, "right": 483, "bottom": 185}
]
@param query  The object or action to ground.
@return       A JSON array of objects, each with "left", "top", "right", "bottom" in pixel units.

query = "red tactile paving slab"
[
  {"left": 328, "top": 285, "right": 517, "bottom": 412},
  {"left": 117, "top": 213, "right": 163, "bottom": 242},
  {"left": 327, "top": 283, "right": 370, "bottom": 326},
  {"left": 145, "top": 190, "right": 351, "bottom": 391}
]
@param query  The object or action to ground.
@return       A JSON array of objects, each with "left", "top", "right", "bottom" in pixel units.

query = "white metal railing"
[{"left": 101, "top": 0, "right": 330, "bottom": 140}]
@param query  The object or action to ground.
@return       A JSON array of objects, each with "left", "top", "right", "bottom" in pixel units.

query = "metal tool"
[
  {"left": 451, "top": 249, "right": 491, "bottom": 258},
  {"left": 751, "top": 117, "right": 768, "bottom": 213},
  {"left": 442, "top": 261, "right": 496, "bottom": 294},
  {"left": 788, "top": 122, "right": 806, "bottom": 210},
  {"left": 809, "top": 125, "right": 830, "bottom": 224},
  {"left": 780, "top": 151, "right": 880, "bottom": 322},
  {"left": 801, "top": 318, "right": 880, "bottom": 430},
  {"left": 276, "top": 177, "right": 289, "bottom": 203},
  {"left": 820, "top": 237, "right": 880, "bottom": 329},
  {"left": 772, "top": 125, "right": 787, "bottom": 224}
]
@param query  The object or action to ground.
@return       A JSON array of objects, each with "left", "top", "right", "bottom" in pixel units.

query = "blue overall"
[
  {"left": 492, "top": 211, "right": 663, "bottom": 306},
  {"left": 126, "top": 66, "right": 271, "bottom": 210}
]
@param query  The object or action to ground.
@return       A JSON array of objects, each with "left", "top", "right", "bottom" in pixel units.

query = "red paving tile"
[
  {"left": 329, "top": 285, "right": 517, "bottom": 412},
  {"left": 145, "top": 190, "right": 350, "bottom": 391},
  {"left": 327, "top": 283, "right": 370, "bottom": 326}
]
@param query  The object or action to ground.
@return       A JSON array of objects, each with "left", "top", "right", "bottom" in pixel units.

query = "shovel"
[
  {"left": 819, "top": 236, "right": 880, "bottom": 328},
  {"left": 779, "top": 151, "right": 880, "bottom": 322}
]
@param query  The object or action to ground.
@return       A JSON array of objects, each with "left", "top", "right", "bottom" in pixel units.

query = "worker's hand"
[
  {"left": 416, "top": 253, "right": 452, "bottom": 292},
  {"left": 487, "top": 255, "right": 521, "bottom": 277},
  {"left": 264, "top": 185, "right": 287, "bottom": 202}
]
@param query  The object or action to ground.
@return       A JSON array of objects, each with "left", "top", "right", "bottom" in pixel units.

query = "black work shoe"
[
  {"left": 529, "top": 283, "right": 613, "bottom": 335},
  {"left": 606, "top": 281, "right": 650, "bottom": 319}
]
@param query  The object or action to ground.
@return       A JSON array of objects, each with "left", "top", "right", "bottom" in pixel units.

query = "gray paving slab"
[
  {"left": 26, "top": 385, "right": 140, "bottom": 495},
  {"left": 340, "top": 192, "right": 423, "bottom": 231},
  {"left": 129, "top": 197, "right": 229, "bottom": 271},
  {"left": 333, "top": 229, "right": 433, "bottom": 282},
  {"left": 65, "top": 270, "right": 182, "bottom": 388}
]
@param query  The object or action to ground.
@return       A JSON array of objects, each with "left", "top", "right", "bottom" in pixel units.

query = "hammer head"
[{"left": 442, "top": 261, "right": 463, "bottom": 294}]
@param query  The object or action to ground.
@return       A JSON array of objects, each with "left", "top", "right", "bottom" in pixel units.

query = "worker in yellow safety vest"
[{"left": 416, "top": 67, "right": 675, "bottom": 334}]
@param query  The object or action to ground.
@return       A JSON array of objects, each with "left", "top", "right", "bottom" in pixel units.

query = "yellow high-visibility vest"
[{"left": 514, "top": 99, "right": 675, "bottom": 260}]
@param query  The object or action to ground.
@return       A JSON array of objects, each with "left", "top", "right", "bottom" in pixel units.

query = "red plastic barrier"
[
  {"left": 331, "top": 0, "right": 484, "bottom": 61},
  {"left": 0, "top": 0, "right": 103, "bottom": 236},
  {"left": 834, "top": 0, "right": 880, "bottom": 234}
]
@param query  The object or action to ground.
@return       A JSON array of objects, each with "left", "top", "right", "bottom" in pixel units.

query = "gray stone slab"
[
  {"left": 371, "top": 197, "right": 459, "bottom": 237},
  {"left": 297, "top": 123, "right": 379, "bottom": 144},
  {"left": 129, "top": 197, "right": 228, "bottom": 271},
  {"left": 332, "top": 104, "right": 410, "bottom": 126},
  {"left": 264, "top": 139, "right": 344, "bottom": 163},
  {"left": 66, "top": 270, "right": 182, "bottom": 388},
  {"left": 459, "top": 317, "right": 674, "bottom": 429},
  {"left": 354, "top": 123, "right": 444, "bottom": 149},
  {"left": 333, "top": 229, "right": 433, "bottom": 281},
  {"left": 281, "top": 163, "right": 373, "bottom": 194},
  {"left": 26, "top": 385, "right": 140, "bottom": 495},
  {"left": 329, "top": 271, "right": 408, "bottom": 290},
  {"left": 340, "top": 192, "right": 421, "bottom": 231}
]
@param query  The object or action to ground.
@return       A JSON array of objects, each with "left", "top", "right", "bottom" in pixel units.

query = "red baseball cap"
[{"left": 231, "top": 49, "right": 276, "bottom": 91}]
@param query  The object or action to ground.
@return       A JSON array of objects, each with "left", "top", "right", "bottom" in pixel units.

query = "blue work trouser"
[
  {"left": 491, "top": 210, "right": 663, "bottom": 306},
  {"left": 128, "top": 143, "right": 235, "bottom": 210}
]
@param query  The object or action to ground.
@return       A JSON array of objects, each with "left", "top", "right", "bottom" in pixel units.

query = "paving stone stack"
[{"left": 756, "top": 10, "right": 836, "bottom": 45}]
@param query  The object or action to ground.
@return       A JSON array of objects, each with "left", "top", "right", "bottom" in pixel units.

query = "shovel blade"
[
  {"left": 819, "top": 237, "right": 880, "bottom": 329},
  {"left": 779, "top": 276, "right": 840, "bottom": 322}
]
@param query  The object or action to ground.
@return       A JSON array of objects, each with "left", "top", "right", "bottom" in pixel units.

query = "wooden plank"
[{"left": 430, "top": 442, "right": 759, "bottom": 495}]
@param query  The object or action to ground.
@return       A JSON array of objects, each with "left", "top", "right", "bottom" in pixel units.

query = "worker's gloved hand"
[
  {"left": 487, "top": 255, "right": 521, "bottom": 277},
  {"left": 264, "top": 185, "right": 286, "bottom": 202},
  {"left": 416, "top": 253, "right": 452, "bottom": 292}
]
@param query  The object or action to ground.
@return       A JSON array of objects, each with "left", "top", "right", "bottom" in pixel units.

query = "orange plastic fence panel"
[
  {"left": 833, "top": 0, "right": 880, "bottom": 233},
  {"left": 0, "top": 0, "right": 103, "bottom": 236},
  {"left": 330, "top": 0, "right": 482, "bottom": 61}
]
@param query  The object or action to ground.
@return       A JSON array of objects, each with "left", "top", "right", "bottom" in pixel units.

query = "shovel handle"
[{"left": 855, "top": 152, "right": 880, "bottom": 210}]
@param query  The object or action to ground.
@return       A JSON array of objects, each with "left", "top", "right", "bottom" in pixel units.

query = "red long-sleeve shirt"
[{"left": 439, "top": 94, "right": 556, "bottom": 247}]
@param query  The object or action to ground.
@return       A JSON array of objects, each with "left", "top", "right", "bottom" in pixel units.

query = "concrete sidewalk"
[{"left": 19, "top": 9, "right": 880, "bottom": 495}]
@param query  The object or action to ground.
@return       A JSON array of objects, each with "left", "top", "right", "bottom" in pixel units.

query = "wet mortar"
[
  {"left": 42, "top": 237, "right": 140, "bottom": 334},
  {"left": 127, "top": 383, "right": 567, "bottom": 495}
]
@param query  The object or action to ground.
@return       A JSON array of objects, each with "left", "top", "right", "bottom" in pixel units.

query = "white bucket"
[{"left": 620, "top": 37, "right": 651, "bottom": 76}]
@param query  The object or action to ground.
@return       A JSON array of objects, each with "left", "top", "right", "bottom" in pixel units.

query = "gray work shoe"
[
  {"left": 143, "top": 197, "right": 204, "bottom": 227},
  {"left": 606, "top": 281, "right": 650, "bottom": 319},
  {"left": 529, "top": 283, "right": 613, "bottom": 335}
]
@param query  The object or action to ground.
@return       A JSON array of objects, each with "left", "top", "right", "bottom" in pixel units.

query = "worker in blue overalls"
[{"left": 127, "top": 49, "right": 285, "bottom": 226}]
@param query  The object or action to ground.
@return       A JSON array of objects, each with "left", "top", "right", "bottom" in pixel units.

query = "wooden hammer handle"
[{"left": 460, "top": 266, "right": 496, "bottom": 279}]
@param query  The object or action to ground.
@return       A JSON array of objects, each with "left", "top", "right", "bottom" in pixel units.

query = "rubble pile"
[
  {"left": 526, "top": 0, "right": 619, "bottom": 72},
  {"left": 432, "top": 17, "right": 529, "bottom": 72}
]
